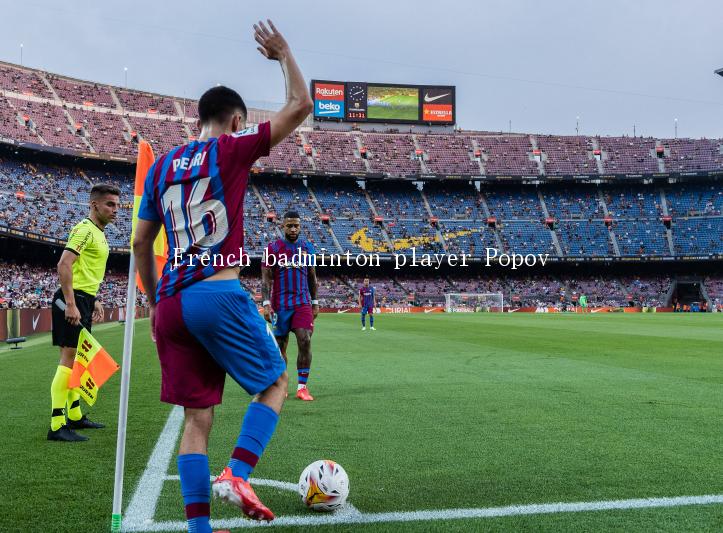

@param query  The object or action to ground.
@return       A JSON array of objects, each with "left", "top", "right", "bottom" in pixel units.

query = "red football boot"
[
  {"left": 296, "top": 387, "right": 314, "bottom": 401},
  {"left": 212, "top": 467, "right": 275, "bottom": 521}
]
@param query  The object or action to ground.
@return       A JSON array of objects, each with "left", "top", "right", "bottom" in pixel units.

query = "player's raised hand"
[{"left": 254, "top": 20, "right": 289, "bottom": 61}]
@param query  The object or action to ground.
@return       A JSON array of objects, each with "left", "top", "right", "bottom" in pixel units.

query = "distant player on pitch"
[
  {"left": 262, "top": 211, "right": 319, "bottom": 401},
  {"left": 134, "top": 20, "right": 312, "bottom": 529},
  {"left": 359, "top": 277, "right": 376, "bottom": 330}
]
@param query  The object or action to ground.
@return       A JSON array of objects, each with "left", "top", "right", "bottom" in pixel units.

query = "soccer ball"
[{"left": 298, "top": 460, "right": 349, "bottom": 511}]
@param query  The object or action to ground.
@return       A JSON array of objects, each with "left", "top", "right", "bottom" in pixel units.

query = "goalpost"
[{"left": 444, "top": 292, "right": 504, "bottom": 313}]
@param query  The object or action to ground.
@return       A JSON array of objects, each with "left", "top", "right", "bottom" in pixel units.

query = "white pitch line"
[
  {"left": 124, "top": 405, "right": 184, "bottom": 529},
  {"left": 121, "top": 493, "right": 723, "bottom": 531}
]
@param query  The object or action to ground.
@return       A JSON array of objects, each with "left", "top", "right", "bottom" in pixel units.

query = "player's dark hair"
[
  {"left": 198, "top": 86, "right": 247, "bottom": 125},
  {"left": 284, "top": 210, "right": 301, "bottom": 220},
  {"left": 90, "top": 183, "right": 120, "bottom": 199}
]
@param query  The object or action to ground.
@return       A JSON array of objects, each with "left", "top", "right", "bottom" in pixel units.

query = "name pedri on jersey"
[{"left": 137, "top": 122, "right": 270, "bottom": 301}]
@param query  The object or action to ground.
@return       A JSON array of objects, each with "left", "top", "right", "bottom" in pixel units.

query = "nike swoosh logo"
[
  {"left": 32, "top": 314, "right": 40, "bottom": 330},
  {"left": 424, "top": 93, "right": 450, "bottom": 103},
  {"left": 424, "top": 309, "right": 434, "bottom": 314},
  {"left": 337, "top": 309, "right": 350, "bottom": 314}
]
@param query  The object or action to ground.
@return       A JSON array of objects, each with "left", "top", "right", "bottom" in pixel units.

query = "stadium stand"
[
  {"left": 307, "top": 131, "right": 366, "bottom": 172},
  {"left": 536, "top": 135, "right": 597, "bottom": 175},
  {"left": 598, "top": 137, "right": 660, "bottom": 174},
  {"left": 1, "top": 61, "right": 722, "bottom": 313},
  {"left": 47, "top": 74, "right": 116, "bottom": 108},
  {"left": 416, "top": 134, "right": 480, "bottom": 175},
  {"left": 362, "top": 133, "right": 422, "bottom": 176}
]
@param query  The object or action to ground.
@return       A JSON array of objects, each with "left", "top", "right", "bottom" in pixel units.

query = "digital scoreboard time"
[{"left": 311, "top": 80, "right": 455, "bottom": 125}]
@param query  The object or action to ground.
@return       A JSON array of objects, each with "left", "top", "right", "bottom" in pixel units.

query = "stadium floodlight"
[{"left": 445, "top": 292, "right": 504, "bottom": 313}]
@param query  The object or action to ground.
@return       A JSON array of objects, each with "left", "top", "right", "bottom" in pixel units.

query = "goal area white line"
[{"left": 123, "top": 406, "right": 723, "bottom": 531}]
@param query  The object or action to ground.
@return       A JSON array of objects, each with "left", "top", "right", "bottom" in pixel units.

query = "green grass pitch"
[
  {"left": 367, "top": 95, "right": 418, "bottom": 121},
  {"left": 2, "top": 313, "right": 722, "bottom": 532}
]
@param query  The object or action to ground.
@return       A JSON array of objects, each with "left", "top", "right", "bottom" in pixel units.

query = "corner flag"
[
  {"left": 69, "top": 328, "right": 119, "bottom": 406},
  {"left": 130, "top": 140, "right": 166, "bottom": 294}
]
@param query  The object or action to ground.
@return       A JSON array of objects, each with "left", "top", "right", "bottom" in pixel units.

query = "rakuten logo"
[
  {"left": 316, "top": 87, "right": 343, "bottom": 98},
  {"left": 314, "top": 83, "right": 345, "bottom": 101}
]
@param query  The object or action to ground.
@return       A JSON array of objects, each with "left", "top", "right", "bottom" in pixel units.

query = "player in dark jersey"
[
  {"left": 359, "top": 277, "right": 376, "bottom": 330},
  {"left": 133, "top": 20, "right": 312, "bottom": 529},
  {"left": 262, "top": 211, "right": 319, "bottom": 401}
]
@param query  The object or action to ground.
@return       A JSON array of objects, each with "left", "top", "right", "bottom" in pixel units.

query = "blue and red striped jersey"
[
  {"left": 359, "top": 286, "right": 375, "bottom": 308},
  {"left": 137, "top": 122, "right": 270, "bottom": 301},
  {"left": 262, "top": 238, "right": 316, "bottom": 310}
]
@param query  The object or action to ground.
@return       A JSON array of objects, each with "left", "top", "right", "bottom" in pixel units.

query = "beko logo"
[{"left": 317, "top": 102, "right": 341, "bottom": 114}]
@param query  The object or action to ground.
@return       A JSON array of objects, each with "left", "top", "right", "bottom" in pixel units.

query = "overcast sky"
[{"left": 2, "top": 0, "right": 723, "bottom": 138}]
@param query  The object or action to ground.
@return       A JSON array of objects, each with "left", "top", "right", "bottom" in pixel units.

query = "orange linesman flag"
[
  {"left": 131, "top": 140, "right": 167, "bottom": 294},
  {"left": 69, "top": 329, "right": 120, "bottom": 406}
]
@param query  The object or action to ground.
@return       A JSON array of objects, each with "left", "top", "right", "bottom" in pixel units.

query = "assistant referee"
[{"left": 48, "top": 183, "right": 120, "bottom": 442}]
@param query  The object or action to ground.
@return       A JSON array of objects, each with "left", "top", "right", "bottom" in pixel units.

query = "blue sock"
[
  {"left": 228, "top": 402, "right": 279, "bottom": 480},
  {"left": 178, "top": 454, "right": 211, "bottom": 533},
  {"left": 361, "top": 314, "right": 366, "bottom": 326},
  {"left": 298, "top": 367, "right": 310, "bottom": 386},
  {"left": 370, "top": 315, "right": 374, "bottom": 327}
]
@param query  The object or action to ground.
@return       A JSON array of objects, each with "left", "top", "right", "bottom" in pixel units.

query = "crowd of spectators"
[{"left": 0, "top": 258, "right": 689, "bottom": 310}]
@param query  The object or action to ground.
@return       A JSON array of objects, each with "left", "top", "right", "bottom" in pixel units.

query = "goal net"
[{"left": 444, "top": 293, "right": 504, "bottom": 313}]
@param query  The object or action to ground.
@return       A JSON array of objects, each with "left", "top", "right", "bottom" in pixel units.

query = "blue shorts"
[
  {"left": 361, "top": 305, "right": 374, "bottom": 315},
  {"left": 155, "top": 279, "right": 285, "bottom": 407}
]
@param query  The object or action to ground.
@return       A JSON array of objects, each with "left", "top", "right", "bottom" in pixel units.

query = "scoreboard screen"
[{"left": 312, "top": 80, "right": 455, "bottom": 125}]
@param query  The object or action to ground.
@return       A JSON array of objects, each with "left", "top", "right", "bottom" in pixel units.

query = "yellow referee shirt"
[{"left": 64, "top": 218, "right": 109, "bottom": 296}]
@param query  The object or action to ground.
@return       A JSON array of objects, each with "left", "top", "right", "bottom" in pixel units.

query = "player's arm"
[
  {"left": 308, "top": 266, "right": 319, "bottom": 318},
  {"left": 57, "top": 250, "right": 81, "bottom": 326},
  {"left": 133, "top": 218, "right": 163, "bottom": 341},
  {"left": 254, "top": 20, "right": 313, "bottom": 147},
  {"left": 261, "top": 266, "right": 273, "bottom": 323}
]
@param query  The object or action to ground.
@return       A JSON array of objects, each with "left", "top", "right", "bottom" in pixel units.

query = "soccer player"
[
  {"left": 579, "top": 293, "right": 588, "bottom": 313},
  {"left": 48, "top": 183, "right": 119, "bottom": 442},
  {"left": 262, "top": 211, "right": 319, "bottom": 401},
  {"left": 133, "top": 20, "right": 312, "bottom": 529},
  {"left": 359, "top": 277, "right": 376, "bottom": 330}
]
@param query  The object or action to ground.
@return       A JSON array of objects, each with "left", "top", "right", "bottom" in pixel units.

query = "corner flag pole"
[
  {"left": 111, "top": 255, "right": 137, "bottom": 532},
  {"left": 111, "top": 140, "right": 158, "bottom": 532}
]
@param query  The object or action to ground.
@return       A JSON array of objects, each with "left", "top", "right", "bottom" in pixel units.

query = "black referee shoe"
[
  {"left": 47, "top": 425, "right": 89, "bottom": 442},
  {"left": 67, "top": 415, "right": 105, "bottom": 430}
]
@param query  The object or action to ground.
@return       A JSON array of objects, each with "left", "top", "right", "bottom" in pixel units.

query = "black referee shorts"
[{"left": 51, "top": 288, "right": 95, "bottom": 348}]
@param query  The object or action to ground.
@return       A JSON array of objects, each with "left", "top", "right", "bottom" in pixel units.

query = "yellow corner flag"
[
  {"left": 131, "top": 140, "right": 167, "bottom": 294},
  {"left": 69, "top": 329, "right": 120, "bottom": 406}
]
